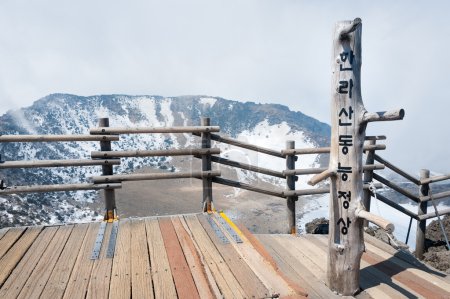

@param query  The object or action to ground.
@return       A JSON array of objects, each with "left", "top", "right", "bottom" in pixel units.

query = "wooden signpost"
[{"left": 309, "top": 18, "right": 404, "bottom": 295}]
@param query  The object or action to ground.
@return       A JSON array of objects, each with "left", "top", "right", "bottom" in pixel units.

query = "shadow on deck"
[{"left": 0, "top": 213, "right": 449, "bottom": 299}]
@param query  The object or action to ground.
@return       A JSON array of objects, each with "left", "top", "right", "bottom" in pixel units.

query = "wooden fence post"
[
  {"left": 99, "top": 117, "right": 116, "bottom": 221},
  {"left": 362, "top": 139, "right": 376, "bottom": 228},
  {"left": 308, "top": 18, "right": 404, "bottom": 295},
  {"left": 201, "top": 117, "right": 213, "bottom": 212},
  {"left": 286, "top": 140, "right": 297, "bottom": 234},
  {"left": 416, "top": 169, "right": 429, "bottom": 259}
]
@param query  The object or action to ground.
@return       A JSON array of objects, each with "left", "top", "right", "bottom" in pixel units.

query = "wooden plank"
[
  {"left": 145, "top": 218, "right": 177, "bottom": 299},
  {"left": 91, "top": 148, "right": 221, "bottom": 159},
  {"left": 91, "top": 125, "right": 220, "bottom": 134},
  {"left": 109, "top": 219, "right": 131, "bottom": 299},
  {"left": 198, "top": 214, "right": 269, "bottom": 298},
  {"left": 40, "top": 223, "right": 89, "bottom": 299},
  {"left": 237, "top": 225, "right": 308, "bottom": 297},
  {"left": 92, "top": 170, "right": 220, "bottom": 184},
  {"left": 202, "top": 217, "right": 296, "bottom": 298},
  {"left": 63, "top": 222, "right": 99, "bottom": 299},
  {"left": 0, "top": 226, "right": 43, "bottom": 287},
  {"left": 159, "top": 217, "right": 200, "bottom": 299},
  {"left": 130, "top": 219, "right": 153, "bottom": 299},
  {"left": 86, "top": 222, "right": 113, "bottom": 299},
  {"left": 17, "top": 225, "right": 74, "bottom": 299},
  {"left": 363, "top": 249, "right": 450, "bottom": 298},
  {"left": 256, "top": 234, "right": 337, "bottom": 299},
  {"left": 364, "top": 241, "right": 450, "bottom": 292},
  {"left": 172, "top": 216, "right": 217, "bottom": 299},
  {"left": 0, "top": 159, "right": 121, "bottom": 169},
  {"left": 0, "top": 227, "right": 25, "bottom": 259},
  {"left": 309, "top": 235, "right": 421, "bottom": 299},
  {"left": 0, "top": 227, "right": 10, "bottom": 241},
  {"left": 0, "top": 226, "right": 58, "bottom": 298},
  {"left": 0, "top": 134, "right": 119, "bottom": 142},
  {"left": 184, "top": 214, "right": 243, "bottom": 298},
  {"left": 178, "top": 215, "right": 222, "bottom": 298},
  {"left": 0, "top": 183, "right": 122, "bottom": 195}
]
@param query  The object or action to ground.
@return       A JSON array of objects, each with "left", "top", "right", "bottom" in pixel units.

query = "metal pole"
[
  {"left": 99, "top": 117, "right": 117, "bottom": 221},
  {"left": 286, "top": 140, "right": 297, "bottom": 234},
  {"left": 416, "top": 169, "right": 429, "bottom": 259},
  {"left": 201, "top": 117, "right": 213, "bottom": 212}
]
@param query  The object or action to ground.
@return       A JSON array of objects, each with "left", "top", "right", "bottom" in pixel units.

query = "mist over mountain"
[{"left": 0, "top": 94, "right": 330, "bottom": 228}]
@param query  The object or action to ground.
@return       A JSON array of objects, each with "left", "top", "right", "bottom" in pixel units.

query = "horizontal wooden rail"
[
  {"left": 373, "top": 173, "right": 420, "bottom": 203},
  {"left": 281, "top": 144, "right": 385, "bottom": 156},
  {"left": 373, "top": 154, "right": 420, "bottom": 185},
  {"left": 369, "top": 192, "right": 419, "bottom": 220},
  {"left": 421, "top": 173, "right": 450, "bottom": 185},
  {"left": 211, "top": 177, "right": 285, "bottom": 198},
  {"left": 365, "top": 135, "right": 387, "bottom": 140},
  {"left": 419, "top": 190, "right": 450, "bottom": 202},
  {"left": 194, "top": 155, "right": 285, "bottom": 179},
  {"left": 283, "top": 183, "right": 383, "bottom": 197},
  {"left": 281, "top": 147, "right": 331, "bottom": 155},
  {"left": 0, "top": 135, "right": 119, "bottom": 142},
  {"left": 0, "top": 159, "right": 121, "bottom": 169},
  {"left": 193, "top": 132, "right": 284, "bottom": 158},
  {"left": 91, "top": 148, "right": 220, "bottom": 158},
  {"left": 282, "top": 188, "right": 329, "bottom": 197},
  {"left": 356, "top": 209, "right": 395, "bottom": 232},
  {"left": 0, "top": 183, "right": 122, "bottom": 194},
  {"left": 90, "top": 126, "right": 220, "bottom": 135},
  {"left": 91, "top": 170, "right": 221, "bottom": 183},
  {"left": 418, "top": 207, "right": 450, "bottom": 221},
  {"left": 283, "top": 163, "right": 384, "bottom": 176}
]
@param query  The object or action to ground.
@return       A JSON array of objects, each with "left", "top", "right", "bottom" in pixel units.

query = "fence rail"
[{"left": 1, "top": 117, "right": 450, "bottom": 256}]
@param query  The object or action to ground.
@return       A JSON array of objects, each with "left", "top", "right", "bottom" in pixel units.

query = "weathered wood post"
[
  {"left": 416, "top": 169, "right": 430, "bottom": 259},
  {"left": 99, "top": 117, "right": 117, "bottom": 221},
  {"left": 362, "top": 139, "right": 376, "bottom": 228},
  {"left": 201, "top": 117, "right": 213, "bottom": 212},
  {"left": 308, "top": 18, "right": 404, "bottom": 295},
  {"left": 286, "top": 140, "right": 297, "bottom": 234}
]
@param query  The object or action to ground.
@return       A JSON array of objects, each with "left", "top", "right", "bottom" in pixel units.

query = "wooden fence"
[{"left": 0, "top": 117, "right": 449, "bottom": 255}]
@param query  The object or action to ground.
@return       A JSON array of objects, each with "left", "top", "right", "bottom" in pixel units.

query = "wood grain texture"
[
  {"left": 175, "top": 216, "right": 221, "bottom": 299},
  {"left": 40, "top": 223, "right": 89, "bottom": 299},
  {"left": 0, "top": 227, "right": 9, "bottom": 241},
  {"left": 109, "top": 219, "right": 131, "bottom": 299},
  {"left": 0, "top": 226, "right": 58, "bottom": 299},
  {"left": 238, "top": 224, "right": 308, "bottom": 297},
  {"left": 130, "top": 219, "right": 153, "bottom": 299},
  {"left": 63, "top": 222, "right": 98, "bottom": 299},
  {"left": 87, "top": 222, "right": 113, "bottom": 299},
  {"left": 17, "top": 225, "right": 73, "bottom": 299},
  {"left": 198, "top": 214, "right": 269, "bottom": 298},
  {"left": 184, "top": 214, "right": 243, "bottom": 298},
  {"left": 146, "top": 218, "right": 178, "bottom": 299},
  {"left": 159, "top": 217, "right": 200, "bottom": 299},
  {"left": 0, "top": 227, "right": 25, "bottom": 259},
  {"left": 0, "top": 226, "right": 42, "bottom": 287},
  {"left": 256, "top": 234, "right": 340, "bottom": 299},
  {"left": 225, "top": 230, "right": 296, "bottom": 297}
]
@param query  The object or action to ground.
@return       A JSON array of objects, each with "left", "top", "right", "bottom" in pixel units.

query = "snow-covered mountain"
[{"left": 0, "top": 94, "right": 330, "bottom": 227}]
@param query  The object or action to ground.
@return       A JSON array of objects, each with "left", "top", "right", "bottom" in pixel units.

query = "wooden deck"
[{"left": 0, "top": 213, "right": 449, "bottom": 299}]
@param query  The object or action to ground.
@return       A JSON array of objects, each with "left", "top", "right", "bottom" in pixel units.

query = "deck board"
[
  {"left": 40, "top": 223, "right": 89, "bottom": 299},
  {"left": 146, "top": 218, "right": 178, "bottom": 299},
  {"left": 0, "top": 227, "right": 9, "bottom": 241},
  {"left": 0, "top": 226, "right": 43, "bottom": 287},
  {"left": 17, "top": 225, "right": 73, "bottom": 299},
  {"left": 1, "top": 213, "right": 449, "bottom": 298},
  {"left": 109, "top": 219, "right": 131, "bottom": 299},
  {"left": 160, "top": 217, "right": 200, "bottom": 299},
  {"left": 0, "top": 226, "right": 58, "bottom": 299},
  {"left": 198, "top": 214, "right": 269, "bottom": 298},
  {"left": 87, "top": 222, "right": 113, "bottom": 299},
  {"left": 63, "top": 222, "right": 98, "bottom": 299},
  {"left": 130, "top": 219, "right": 153, "bottom": 299},
  {"left": 0, "top": 227, "right": 25, "bottom": 260}
]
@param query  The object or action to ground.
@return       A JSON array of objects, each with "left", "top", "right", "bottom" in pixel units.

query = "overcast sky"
[{"left": 0, "top": 0, "right": 449, "bottom": 174}]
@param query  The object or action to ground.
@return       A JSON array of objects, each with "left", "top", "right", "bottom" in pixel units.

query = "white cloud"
[{"left": 0, "top": 0, "right": 449, "bottom": 173}]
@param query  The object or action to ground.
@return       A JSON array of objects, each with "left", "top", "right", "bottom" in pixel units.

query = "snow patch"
[{"left": 200, "top": 97, "right": 217, "bottom": 107}]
